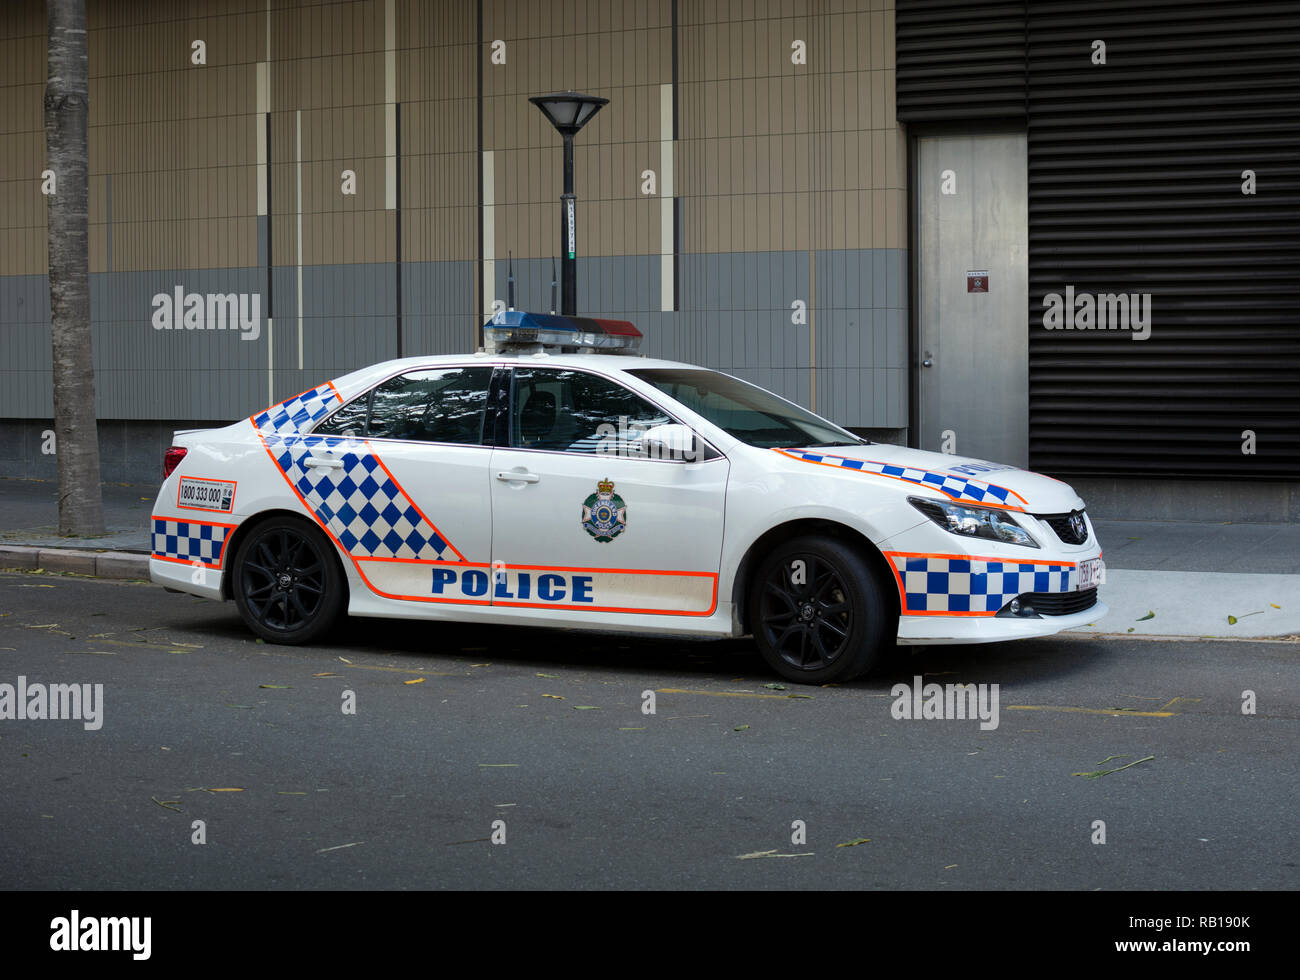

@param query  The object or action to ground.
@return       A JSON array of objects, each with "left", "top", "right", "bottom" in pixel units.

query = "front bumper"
[
  {"left": 880, "top": 514, "right": 1106, "bottom": 643},
  {"left": 897, "top": 600, "right": 1108, "bottom": 645}
]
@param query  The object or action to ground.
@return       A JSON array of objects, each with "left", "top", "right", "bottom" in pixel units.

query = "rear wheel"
[
  {"left": 232, "top": 516, "right": 344, "bottom": 644},
  {"left": 749, "top": 535, "right": 890, "bottom": 684}
]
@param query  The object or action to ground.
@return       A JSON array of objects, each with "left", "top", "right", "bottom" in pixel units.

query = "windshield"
[{"left": 627, "top": 368, "right": 866, "bottom": 449}]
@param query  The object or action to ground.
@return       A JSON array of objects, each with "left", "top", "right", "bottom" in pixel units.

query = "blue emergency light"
[{"left": 483, "top": 310, "right": 642, "bottom": 353}]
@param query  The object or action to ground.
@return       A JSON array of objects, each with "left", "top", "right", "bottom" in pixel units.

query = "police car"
[{"left": 150, "top": 312, "right": 1106, "bottom": 684}]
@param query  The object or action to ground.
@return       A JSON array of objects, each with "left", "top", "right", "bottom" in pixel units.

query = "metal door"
[{"left": 917, "top": 133, "right": 1028, "bottom": 467}]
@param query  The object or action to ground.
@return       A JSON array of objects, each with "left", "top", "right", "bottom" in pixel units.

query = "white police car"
[{"left": 151, "top": 312, "right": 1105, "bottom": 684}]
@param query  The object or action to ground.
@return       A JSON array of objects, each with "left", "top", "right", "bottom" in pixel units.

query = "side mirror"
[{"left": 641, "top": 423, "right": 700, "bottom": 462}]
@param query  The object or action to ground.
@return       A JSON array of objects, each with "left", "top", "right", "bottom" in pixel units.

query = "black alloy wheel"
[
  {"left": 232, "top": 516, "right": 344, "bottom": 644},
  {"left": 750, "top": 535, "right": 890, "bottom": 684}
]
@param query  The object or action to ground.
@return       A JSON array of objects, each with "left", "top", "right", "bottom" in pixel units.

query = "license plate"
[{"left": 1075, "top": 557, "right": 1104, "bottom": 591}]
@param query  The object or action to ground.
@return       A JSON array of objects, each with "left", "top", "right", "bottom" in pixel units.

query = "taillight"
[{"left": 163, "top": 446, "right": 187, "bottom": 479}]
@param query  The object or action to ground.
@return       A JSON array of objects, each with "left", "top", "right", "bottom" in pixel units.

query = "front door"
[{"left": 487, "top": 365, "right": 728, "bottom": 618}]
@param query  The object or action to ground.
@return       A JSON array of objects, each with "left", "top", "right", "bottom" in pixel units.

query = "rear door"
[
  {"left": 308, "top": 365, "right": 495, "bottom": 604},
  {"left": 488, "top": 365, "right": 728, "bottom": 618}
]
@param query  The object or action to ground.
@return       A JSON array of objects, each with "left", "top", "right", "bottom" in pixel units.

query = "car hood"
[{"left": 781, "top": 444, "right": 1086, "bottom": 514}]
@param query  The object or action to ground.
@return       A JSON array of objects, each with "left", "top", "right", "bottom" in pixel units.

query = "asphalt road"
[{"left": 0, "top": 570, "right": 1296, "bottom": 890}]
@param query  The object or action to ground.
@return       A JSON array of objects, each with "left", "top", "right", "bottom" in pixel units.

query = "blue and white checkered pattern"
[
  {"left": 153, "top": 519, "right": 230, "bottom": 567},
  {"left": 253, "top": 381, "right": 454, "bottom": 561},
  {"left": 890, "top": 554, "right": 1073, "bottom": 614},
  {"left": 780, "top": 450, "right": 1020, "bottom": 508},
  {"left": 260, "top": 432, "right": 451, "bottom": 560},
  {"left": 252, "top": 382, "right": 340, "bottom": 435}
]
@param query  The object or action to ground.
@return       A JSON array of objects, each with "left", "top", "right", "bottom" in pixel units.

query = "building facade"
[{"left": 1, "top": 0, "right": 1296, "bottom": 519}]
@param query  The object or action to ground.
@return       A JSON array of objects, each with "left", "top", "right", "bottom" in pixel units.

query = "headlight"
[{"left": 908, "top": 497, "right": 1040, "bottom": 548}]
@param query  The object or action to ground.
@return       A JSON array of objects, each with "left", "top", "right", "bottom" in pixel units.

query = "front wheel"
[
  {"left": 232, "top": 516, "right": 344, "bottom": 644},
  {"left": 749, "top": 535, "right": 891, "bottom": 684}
]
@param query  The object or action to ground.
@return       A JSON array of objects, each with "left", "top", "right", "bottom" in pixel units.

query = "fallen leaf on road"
[
  {"left": 536, "top": 673, "right": 558, "bottom": 678},
  {"left": 542, "top": 694, "right": 564, "bottom": 700},
  {"left": 1136, "top": 611, "right": 1155, "bottom": 621},
  {"left": 762, "top": 683, "right": 786, "bottom": 691},
  {"left": 733, "top": 724, "right": 750, "bottom": 731},
  {"left": 1094, "top": 755, "right": 1130, "bottom": 766},
  {"left": 151, "top": 797, "right": 181, "bottom": 812},
  {"left": 1073, "top": 755, "right": 1154, "bottom": 779},
  {"left": 736, "top": 849, "right": 814, "bottom": 859},
  {"left": 573, "top": 705, "right": 600, "bottom": 710},
  {"left": 836, "top": 838, "right": 871, "bottom": 847},
  {"left": 206, "top": 787, "right": 244, "bottom": 793},
  {"left": 338, "top": 656, "right": 353, "bottom": 664},
  {"left": 312, "top": 672, "right": 339, "bottom": 677},
  {"left": 403, "top": 677, "right": 425, "bottom": 685},
  {"left": 316, "top": 842, "right": 364, "bottom": 853},
  {"left": 259, "top": 684, "right": 291, "bottom": 689},
  {"left": 786, "top": 694, "right": 814, "bottom": 699}
]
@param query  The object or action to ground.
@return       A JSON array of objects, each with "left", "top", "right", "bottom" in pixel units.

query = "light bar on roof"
[{"left": 484, "top": 310, "right": 642, "bottom": 352}]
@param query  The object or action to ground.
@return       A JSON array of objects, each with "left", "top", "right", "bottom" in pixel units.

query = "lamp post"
[{"left": 528, "top": 91, "right": 609, "bottom": 316}]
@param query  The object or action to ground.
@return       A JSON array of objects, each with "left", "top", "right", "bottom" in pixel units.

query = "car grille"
[
  {"left": 1020, "top": 589, "right": 1099, "bottom": 616},
  {"left": 1037, "top": 510, "right": 1089, "bottom": 545}
]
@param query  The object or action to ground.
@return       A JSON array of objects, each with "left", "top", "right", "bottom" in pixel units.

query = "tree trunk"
[{"left": 45, "top": 0, "right": 104, "bottom": 536}]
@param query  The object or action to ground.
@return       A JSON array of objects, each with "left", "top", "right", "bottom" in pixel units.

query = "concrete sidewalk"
[
  {"left": 0, "top": 478, "right": 156, "bottom": 579},
  {"left": 0, "top": 477, "right": 1297, "bottom": 640}
]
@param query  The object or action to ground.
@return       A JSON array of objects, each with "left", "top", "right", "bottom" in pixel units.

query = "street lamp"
[{"left": 529, "top": 91, "right": 609, "bottom": 316}]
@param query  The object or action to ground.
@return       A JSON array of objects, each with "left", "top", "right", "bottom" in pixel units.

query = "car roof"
[
  {"left": 364, "top": 352, "right": 698, "bottom": 373},
  {"left": 326, "top": 351, "right": 714, "bottom": 402}
]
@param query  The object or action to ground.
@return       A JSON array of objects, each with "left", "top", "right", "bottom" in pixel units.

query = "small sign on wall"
[{"left": 967, "top": 270, "right": 989, "bottom": 293}]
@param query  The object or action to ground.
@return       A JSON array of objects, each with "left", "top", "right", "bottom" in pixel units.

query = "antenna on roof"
[
  {"left": 507, "top": 251, "right": 515, "bottom": 311},
  {"left": 550, "top": 257, "right": 558, "bottom": 315}
]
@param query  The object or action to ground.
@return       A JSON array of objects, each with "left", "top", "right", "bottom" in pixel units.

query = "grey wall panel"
[
  {"left": 1, "top": 247, "right": 909, "bottom": 427},
  {"left": 402, "top": 259, "right": 475, "bottom": 355},
  {"left": 401, "top": 315, "right": 478, "bottom": 358},
  {"left": 0, "top": 275, "right": 52, "bottom": 416}
]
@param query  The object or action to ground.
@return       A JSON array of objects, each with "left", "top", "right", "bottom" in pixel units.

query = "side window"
[
  {"left": 313, "top": 393, "right": 369, "bottom": 437},
  {"left": 511, "top": 368, "right": 673, "bottom": 455},
  {"left": 315, "top": 367, "right": 493, "bottom": 444}
]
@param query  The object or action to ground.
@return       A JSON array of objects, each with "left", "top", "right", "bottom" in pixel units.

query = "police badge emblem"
[{"left": 582, "top": 478, "right": 627, "bottom": 542}]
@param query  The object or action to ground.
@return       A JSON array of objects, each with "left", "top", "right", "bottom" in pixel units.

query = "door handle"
[
  {"left": 496, "top": 471, "right": 540, "bottom": 483},
  {"left": 306, "top": 456, "right": 344, "bottom": 469}
]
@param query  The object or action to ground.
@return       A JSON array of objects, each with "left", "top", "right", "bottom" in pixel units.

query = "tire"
[
  {"left": 231, "top": 515, "right": 345, "bottom": 645},
  {"left": 749, "top": 534, "right": 891, "bottom": 685}
]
